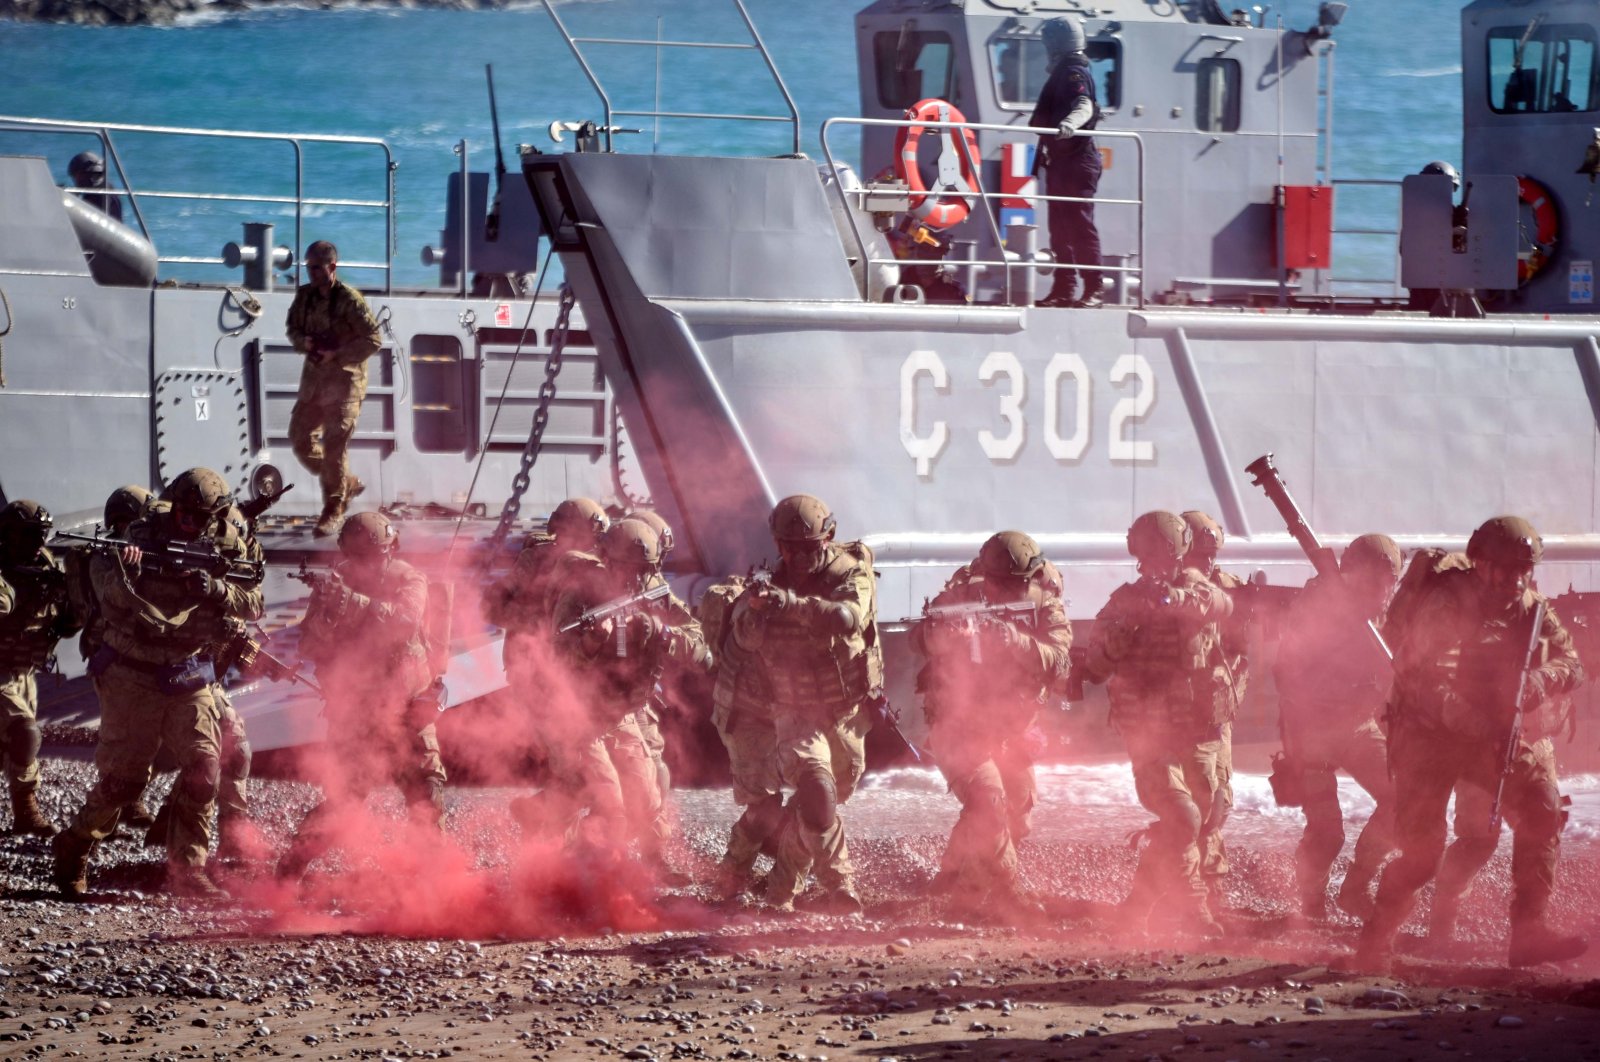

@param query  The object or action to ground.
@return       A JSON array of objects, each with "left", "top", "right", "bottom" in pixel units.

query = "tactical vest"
[
  {"left": 0, "top": 549, "right": 69, "bottom": 672},
  {"left": 1103, "top": 580, "right": 1226, "bottom": 733},
  {"left": 761, "top": 542, "right": 879, "bottom": 714},
  {"left": 919, "top": 569, "right": 1057, "bottom": 725}
]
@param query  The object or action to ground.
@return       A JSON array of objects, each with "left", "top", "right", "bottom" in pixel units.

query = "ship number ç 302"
[{"left": 899, "top": 350, "right": 1155, "bottom": 476}]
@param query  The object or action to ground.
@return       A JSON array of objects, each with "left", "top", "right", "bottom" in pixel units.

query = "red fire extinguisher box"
[{"left": 1277, "top": 185, "right": 1333, "bottom": 269}]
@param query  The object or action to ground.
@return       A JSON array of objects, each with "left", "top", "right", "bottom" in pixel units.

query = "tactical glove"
[
  {"left": 1057, "top": 119, "right": 1078, "bottom": 139},
  {"left": 186, "top": 569, "right": 227, "bottom": 604}
]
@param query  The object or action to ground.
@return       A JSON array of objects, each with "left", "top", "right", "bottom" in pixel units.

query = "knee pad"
[
  {"left": 102, "top": 771, "right": 148, "bottom": 807},
  {"left": 795, "top": 766, "right": 838, "bottom": 834},
  {"left": 748, "top": 792, "right": 787, "bottom": 839},
  {"left": 1159, "top": 797, "right": 1203, "bottom": 843},
  {"left": 5, "top": 716, "right": 42, "bottom": 768},
  {"left": 222, "top": 730, "right": 252, "bottom": 781},
  {"left": 178, "top": 754, "right": 221, "bottom": 804}
]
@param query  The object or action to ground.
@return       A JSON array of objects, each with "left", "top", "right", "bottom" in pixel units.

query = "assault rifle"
[
  {"left": 215, "top": 621, "right": 322, "bottom": 696},
  {"left": 866, "top": 690, "right": 924, "bottom": 764},
  {"left": 1489, "top": 600, "right": 1547, "bottom": 832},
  {"left": 1245, "top": 452, "right": 1391, "bottom": 662},
  {"left": 53, "top": 531, "right": 264, "bottom": 586},
  {"left": 559, "top": 582, "right": 672, "bottom": 635},
  {"left": 905, "top": 597, "right": 1039, "bottom": 665}
]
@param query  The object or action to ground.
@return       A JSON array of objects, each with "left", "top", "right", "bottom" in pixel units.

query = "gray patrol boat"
[{"left": 3, "top": 0, "right": 1599, "bottom": 759}]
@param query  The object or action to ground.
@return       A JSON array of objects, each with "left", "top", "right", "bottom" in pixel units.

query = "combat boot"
[
  {"left": 1335, "top": 874, "right": 1377, "bottom": 920},
  {"left": 804, "top": 884, "right": 863, "bottom": 916},
  {"left": 10, "top": 782, "right": 57, "bottom": 837},
  {"left": 345, "top": 474, "right": 366, "bottom": 501},
  {"left": 1424, "top": 892, "right": 1462, "bottom": 951},
  {"left": 123, "top": 800, "right": 156, "bottom": 831},
  {"left": 168, "top": 863, "right": 230, "bottom": 901},
  {"left": 51, "top": 830, "right": 94, "bottom": 900},
  {"left": 1509, "top": 921, "right": 1588, "bottom": 967},
  {"left": 313, "top": 496, "right": 346, "bottom": 538}
]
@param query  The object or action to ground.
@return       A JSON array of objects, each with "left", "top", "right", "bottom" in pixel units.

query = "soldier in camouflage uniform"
[
  {"left": 54, "top": 468, "right": 263, "bottom": 899},
  {"left": 731, "top": 495, "right": 882, "bottom": 914},
  {"left": 483, "top": 497, "right": 607, "bottom": 831},
  {"left": 1357, "top": 517, "right": 1586, "bottom": 970},
  {"left": 702, "top": 565, "right": 785, "bottom": 900},
  {"left": 68, "top": 486, "right": 159, "bottom": 833},
  {"left": 142, "top": 499, "right": 266, "bottom": 862},
  {"left": 1180, "top": 511, "right": 1246, "bottom": 906},
  {"left": 550, "top": 519, "right": 710, "bottom": 861},
  {"left": 285, "top": 239, "right": 383, "bottom": 537},
  {"left": 0, "top": 501, "right": 81, "bottom": 837},
  {"left": 1273, "top": 533, "right": 1402, "bottom": 920},
  {"left": 623, "top": 509, "right": 689, "bottom": 870},
  {"left": 911, "top": 531, "right": 1073, "bottom": 919},
  {"left": 1080, "top": 511, "right": 1234, "bottom": 937},
  {"left": 278, "top": 511, "right": 447, "bottom": 880}
]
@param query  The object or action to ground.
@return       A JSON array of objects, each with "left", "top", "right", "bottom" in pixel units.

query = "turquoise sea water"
[{"left": 0, "top": 0, "right": 1459, "bottom": 288}]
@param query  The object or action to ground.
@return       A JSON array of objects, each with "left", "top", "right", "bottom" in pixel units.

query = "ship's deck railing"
[
  {"left": 539, "top": 0, "right": 800, "bottom": 155},
  {"left": 1329, "top": 177, "right": 1403, "bottom": 297},
  {"left": 819, "top": 117, "right": 1146, "bottom": 307},
  {"left": 0, "top": 114, "right": 396, "bottom": 291}
]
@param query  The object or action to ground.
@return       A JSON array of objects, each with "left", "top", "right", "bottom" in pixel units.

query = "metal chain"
[{"left": 487, "top": 284, "right": 576, "bottom": 550}]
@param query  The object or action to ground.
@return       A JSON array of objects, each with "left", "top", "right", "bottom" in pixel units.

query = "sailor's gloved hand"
[
  {"left": 1057, "top": 119, "right": 1079, "bottom": 139},
  {"left": 185, "top": 569, "right": 227, "bottom": 604}
]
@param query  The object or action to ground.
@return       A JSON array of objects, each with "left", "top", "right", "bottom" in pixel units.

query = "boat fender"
[
  {"left": 1516, "top": 175, "right": 1559, "bottom": 285},
  {"left": 893, "top": 98, "right": 979, "bottom": 231}
]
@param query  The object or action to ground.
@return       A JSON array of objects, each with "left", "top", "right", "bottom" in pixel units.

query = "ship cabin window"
[
  {"left": 874, "top": 30, "right": 956, "bottom": 109},
  {"left": 991, "top": 36, "right": 1121, "bottom": 111},
  {"left": 1488, "top": 23, "right": 1599, "bottom": 114},
  {"left": 1195, "top": 57, "right": 1241, "bottom": 132}
]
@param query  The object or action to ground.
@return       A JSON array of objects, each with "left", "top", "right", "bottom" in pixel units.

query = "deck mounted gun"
[
  {"left": 904, "top": 597, "right": 1039, "bottom": 665},
  {"left": 54, "top": 531, "right": 264, "bottom": 586},
  {"left": 1245, "top": 452, "right": 1391, "bottom": 662},
  {"left": 1489, "top": 600, "right": 1547, "bottom": 832}
]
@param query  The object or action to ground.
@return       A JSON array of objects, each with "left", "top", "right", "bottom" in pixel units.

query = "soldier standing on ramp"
[
  {"left": 0, "top": 501, "right": 81, "bottom": 838},
  {"left": 911, "top": 531, "right": 1073, "bottom": 921},
  {"left": 731, "top": 495, "right": 882, "bottom": 914},
  {"left": 285, "top": 240, "right": 382, "bottom": 538},
  {"left": 1079, "top": 511, "right": 1234, "bottom": 937},
  {"left": 1356, "top": 516, "right": 1586, "bottom": 970}
]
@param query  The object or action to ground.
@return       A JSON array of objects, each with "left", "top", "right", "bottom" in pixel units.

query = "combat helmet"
[
  {"left": 1342, "top": 533, "right": 1403, "bottom": 580},
  {"left": 0, "top": 500, "right": 53, "bottom": 562},
  {"left": 1180, "top": 510, "right": 1224, "bottom": 561},
  {"left": 976, "top": 530, "right": 1045, "bottom": 581},
  {"left": 1127, "top": 511, "right": 1191, "bottom": 567},
  {"left": 68, "top": 150, "right": 106, "bottom": 185},
  {"left": 1041, "top": 16, "right": 1086, "bottom": 57},
  {"left": 1420, "top": 160, "right": 1462, "bottom": 193},
  {"left": 167, "top": 467, "right": 234, "bottom": 516},
  {"left": 1467, "top": 515, "right": 1542, "bottom": 567},
  {"left": 548, "top": 497, "right": 609, "bottom": 543},
  {"left": 769, "top": 494, "right": 836, "bottom": 543},
  {"left": 103, "top": 485, "right": 153, "bottom": 532},
  {"left": 626, "top": 509, "right": 675, "bottom": 557},
  {"left": 601, "top": 518, "right": 663, "bottom": 571},
  {"left": 338, "top": 511, "right": 399, "bottom": 558}
]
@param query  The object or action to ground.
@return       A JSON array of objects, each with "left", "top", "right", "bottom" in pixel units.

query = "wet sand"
[{"left": 4, "top": 756, "right": 1600, "bottom": 1061}]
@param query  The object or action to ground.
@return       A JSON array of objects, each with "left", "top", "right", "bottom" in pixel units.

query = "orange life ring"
[
  {"left": 893, "top": 98, "right": 980, "bottom": 230},
  {"left": 1517, "top": 175, "right": 1559, "bottom": 284}
]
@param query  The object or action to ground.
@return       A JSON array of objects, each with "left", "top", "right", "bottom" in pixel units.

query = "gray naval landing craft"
[{"left": 4, "top": 0, "right": 1600, "bottom": 756}]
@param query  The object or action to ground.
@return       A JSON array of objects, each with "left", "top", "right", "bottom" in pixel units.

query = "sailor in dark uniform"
[
  {"left": 1030, "top": 17, "right": 1104, "bottom": 308},
  {"left": 68, "top": 152, "right": 122, "bottom": 223}
]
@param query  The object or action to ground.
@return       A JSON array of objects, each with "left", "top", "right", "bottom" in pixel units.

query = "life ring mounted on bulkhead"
[
  {"left": 1517, "top": 175, "right": 1559, "bottom": 285},
  {"left": 893, "top": 98, "right": 980, "bottom": 230}
]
